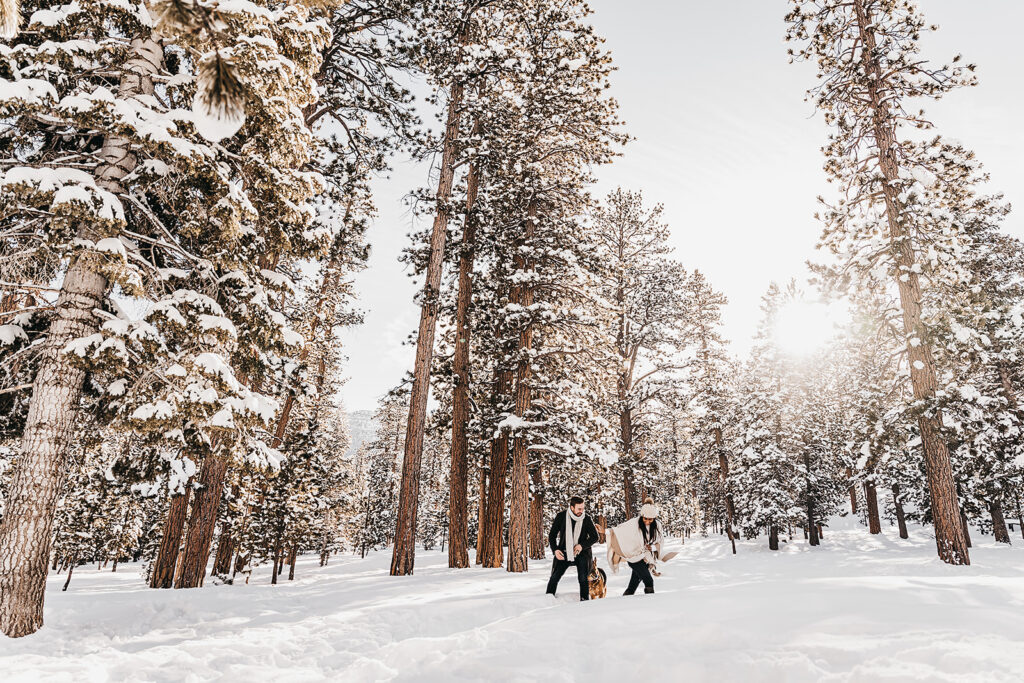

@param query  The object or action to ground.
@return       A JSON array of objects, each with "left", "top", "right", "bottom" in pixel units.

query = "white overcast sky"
[{"left": 337, "top": 0, "right": 1024, "bottom": 412}]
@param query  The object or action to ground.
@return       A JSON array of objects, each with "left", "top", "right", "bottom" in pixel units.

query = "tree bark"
[
  {"left": 481, "top": 365, "right": 512, "bottom": 568},
  {"left": 270, "top": 538, "right": 282, "bottom": 586},
  {"left": 475, "top": 459, "right": 487, "bottom": 564},
  {"left": 391, "top": 54, "right": 467, "bottom": 577},
  {"left": 892, "top": 483, "right": 909, "bottom": 539},
  {"left": 847, "top": 468, "right": 858, "bottom": 514},
  {"left": 175, "top": 454, "right": 228, "bottom": 588},
  {"left": 864, "top": 481, "right": 882, "bottom": 535},
  {"left": 622, "top": 469, "right": 639, "bottom": 520},
  {"left": 529, "top": 466, "right": 545, "bottom": 560},
  {"left": 0, "top": 37, "right": 164, "bottom": 638},
  {"left": 989, "top": 498, "right": 1010, "bottom": 544},
  {"left": 447, "top": 119, "right": 482, "bottom": 570},
  {"left": 715, "top": 427, "right": 737, "bottom": 554},
  {"left": 212, "top": 522, "right": 234, "bottom": 577},
  {"left": 768, "top": 525, "right": 779, "bottom": 551},
  {"left": 806, "top": 458, "right": 819, "bottom": 547},
  {"left": 852, "top": 0, "right": 968, "bottom": 566},
  {"left": 507, "top": 202, "right": 538, "bottom": 574},
  {"left": 960, "top": 509, "right": 972, "bottom": 548},
  {"left": 150, "top": 489, "right": 191, "bottom": 589},
  {"left": 288, "top": 544, "right": 298, "bottom": 580},
  {"left": 1015, "top": 486, "right": 1024, "bottom": 541},
  {"left": 62, "top": 562, "right": 75, "bottom": 592}
]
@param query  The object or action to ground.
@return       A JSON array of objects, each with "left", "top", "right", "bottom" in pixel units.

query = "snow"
[
  {"left": 0, "top": 324, "right": 28, "bottom": 346},
  {"left": 0, "top": 78, "right": 57, "bottom": 104},
  {"left": 3, "top": 519, "right": 1022, "bottom": 682},
  {"left": 94, "top": 237, "right": 127, "bottom": 258}
]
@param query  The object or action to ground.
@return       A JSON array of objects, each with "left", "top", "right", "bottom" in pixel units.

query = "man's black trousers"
[{"left": 545, "top": 549, "right": 591, "bottom": 600}]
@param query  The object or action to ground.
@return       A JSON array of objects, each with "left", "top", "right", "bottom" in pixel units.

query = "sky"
[{"left": 337, "top": 0, "right": 1024, "bottom": 412}]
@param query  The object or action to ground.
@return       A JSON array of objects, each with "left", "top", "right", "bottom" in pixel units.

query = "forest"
[{"left": 0, "top": 0, "right": 1022, "bottom": 677}]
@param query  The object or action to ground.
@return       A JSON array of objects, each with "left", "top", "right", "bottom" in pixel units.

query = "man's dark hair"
[{"left": 569, "top": 496, "right": 584, "bottom": 507}]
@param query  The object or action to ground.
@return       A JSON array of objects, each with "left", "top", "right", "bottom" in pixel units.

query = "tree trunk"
[
  {"left": 864, "top": 481, "right": 881, "bottom": 534},
  {"left": 212, "top": 520, "right": 234, "bottom": 577},
  {"left": 271, "top": 538, "right": 281, "bottom": 586},
  {"left": 175, "top": 454, "right": 229, "bottom": 588},
  {"left": 529, "top": 466, "right": 545, "bottom": 560},
  {"left": 847, "top": 468, "right": 858, "bottom": 514},
  {"left": 1015, "top": 486, "right": 1024, "bottom": 541},
  {"left": 852, "top": 0, "right": 968, "bottom": 566},
  {"left": 989, "top": 499, "right": 1010, "bottom": 544},
  {"left": 391, "top": 62, "right": 467, "bottom": 578},
  {"left": 892, "top": 484, "right": 909, "bottom": 539},
  {"left": 507, "top": 203, "right": 538, "bottom": 574},
  {"left": 288, "top": 545, "right": 298, "bottom": 580},
  {"left": 768, "top": 525, "right": 779, "bottom": 551},
  {"left": 62, "top": 562, "right": 75, "bottom": 592},
  {"left": 715, "top": 427, "right": 737, "bottom": 554},
  {"left": 959, "top": 509, "right": 972, "bottom": 548},
  {"left": 807, "top": 495, "right": 819, "bottom": 547},
  {"left": 619, "top": 395, "right": 638, "bottom": 518},
  {"left": 0, "top": 37, "right": 164, "bottom": 638},
  {"left": 151, "top": 488, "right": 191, "bottom": 589},
  {"left": 475, "top": 459, "right": 487, "bottom": 565},
  {"left": 447, "top": 121, "right": 482, "bottom": 570},
  {"left": 482, "top": 365, "right": 512, "bottom": 568}
]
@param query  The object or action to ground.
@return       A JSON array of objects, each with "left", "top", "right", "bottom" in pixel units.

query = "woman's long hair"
[{"left": 638, "top": 515, "right": 658, "bottom": 544}]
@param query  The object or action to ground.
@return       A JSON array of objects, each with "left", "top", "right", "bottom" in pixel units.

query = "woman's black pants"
[{"left": 623, "top": 560, "right": 654, "bottom": 595}]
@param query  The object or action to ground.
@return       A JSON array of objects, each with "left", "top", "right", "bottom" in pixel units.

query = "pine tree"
[
  {"left": 786, "top": 0, "right": 991, "bottom": 564},
  {"left": 591, "top": 189, "right": 692, "bottom": 517}
]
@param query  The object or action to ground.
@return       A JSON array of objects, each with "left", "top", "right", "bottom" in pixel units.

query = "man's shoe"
[{"left": 644, "top": 586, "right": 655, "bottom": 594}]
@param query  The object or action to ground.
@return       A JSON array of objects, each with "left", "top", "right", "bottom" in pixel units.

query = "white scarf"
[{"left": 564, "top": 509, "right": 584, "bottom": 562}]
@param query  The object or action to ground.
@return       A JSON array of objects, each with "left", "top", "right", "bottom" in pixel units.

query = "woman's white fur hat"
[{"left": 640, "top": 497, "right": 659, "bottom": 518}]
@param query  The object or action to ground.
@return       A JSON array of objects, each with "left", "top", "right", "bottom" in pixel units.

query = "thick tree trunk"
[
  {"left": 212, "top": 520, "right": 234, "bottom": 577},
  {"left": 853, "top": 0, "right": 968, "bottom": 566},
  {"left": 447, "top": 122, "right": 482, "bottom": 570},
  {"left": 864, "top": 481, "right": 882, "bottom": 535},
  {"left": 482, "top": 365, "right": 512, "bottom": 568},
  {"left": 150, "top": 489, "right": 191, "bottom": 589},
  {"left": 475, "top": 459, "right": 487, "bottom": 565},
  {"left": 288, "top": 545, "right": 298, "bottom": 580},
  {"left": 175, "top": 454, "right": 228, "bottom": 588},
  {"left": 768, "top": 525, "right": 779, "bottom": 551},
  {"left": 892, "top": 483, "right": 909, "bottom": 539},
  {"left": 529, "top": 466, "right": 545, "bottom": 560},
  {"left": 0, "top": 38, "right": 164, "bottom": 638},
  {"left": 960, "top": 509, "right": 972, "bottom": 548},
  {"left": 391, "top": 68, "right": 467, "bottom": 578},
  {"left": 989, "top": 499, "right": 1010, "bottom": 544},
  {"left": 507, "top": 203, "right": 538, "bottom": 574}
]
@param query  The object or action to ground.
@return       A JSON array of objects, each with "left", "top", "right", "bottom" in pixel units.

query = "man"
[{"left": 545, "top": 495, "right": 600, "bottom": 601}]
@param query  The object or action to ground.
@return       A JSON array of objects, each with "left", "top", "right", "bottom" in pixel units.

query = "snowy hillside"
[
  {"left": 345, "top": 409, "right": 378, "bottom": 458},
  {"left": 3, "top": 520, "right": 1022, "bottom": 682}
]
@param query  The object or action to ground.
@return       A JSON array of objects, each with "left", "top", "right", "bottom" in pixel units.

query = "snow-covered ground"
[{"left": 3, "top": 518, "right": 1023, "bottom": 682}]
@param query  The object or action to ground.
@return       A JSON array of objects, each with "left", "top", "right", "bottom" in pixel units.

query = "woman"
[{"left": 606, "top": 497, "right": 666, "bottom": 595}]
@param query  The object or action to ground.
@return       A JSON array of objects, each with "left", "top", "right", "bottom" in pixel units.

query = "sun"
[{"left": 773, "top": 300, "right": 842, "bottom": 357}]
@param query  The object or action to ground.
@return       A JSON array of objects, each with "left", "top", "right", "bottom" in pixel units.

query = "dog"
[{"left": 587, "top": 558, "right": 608, "bottom": 600}]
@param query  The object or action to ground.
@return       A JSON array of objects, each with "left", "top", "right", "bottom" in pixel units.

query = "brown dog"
[{"left": 587, "top": 558, "right": 607, "bottom": 600}]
